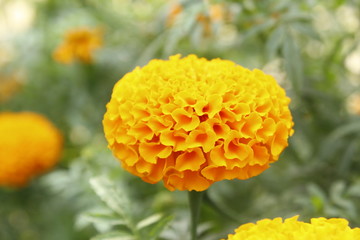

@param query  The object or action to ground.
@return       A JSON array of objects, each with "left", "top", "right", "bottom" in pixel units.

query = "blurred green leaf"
[
  {"left": 136, "top": 214, "right": 163, "bottom": 230},
  {"left": 148, "top": 215, "right": 173, "bottom": 240},
  {"left": 266, "top": 26, "right": 285, "bottom": 59},
  {"left": 91, "top": 231, "right": 135, "bottom": 240}
]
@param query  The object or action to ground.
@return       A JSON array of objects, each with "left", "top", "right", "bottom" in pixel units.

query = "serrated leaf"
[
  {"left": 318, "top": 122, "right": 360, "bottom": 162},
  {"left": 338, "top": 139, "right": 358, "bottom": 174},
  {"left": 282, "top": 32, "right": 303, "bottom": 93},
  {"left": 163, "top": 3, "right": 199, "bottom": 56},
  {"left": 266, "top": 26, "right": 285, "bottom": 59},
  {"left": 77, "top": 209, "right": 126, "bottom": 229},
  {"left": 329, "top": 181, "right": 356, "bottom": 218},
  {"left": 149, "top": 215, "right": 173, "bottom": 240},
  {"left": 136, "top": 214, "right": 162, "bottom": 230},
  {"left": 90, "top": 176, "right": 129, "bottom": 217},
  {"left": 292, "top": 22, "right": 320, "bottom": 40},
  {"left": 282, "top": 11, "right": 311, "bottom": 23},
  {"left": 240, "top": 19, "right": 276, "bottom": 44},
  {"left": 91, "top": 231, "right": 135, "bottom": 240}
]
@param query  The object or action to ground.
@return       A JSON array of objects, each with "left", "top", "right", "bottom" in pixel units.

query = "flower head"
[
  {"left": 223, "top": 216, "right": 360, "bottom": 240},
  {"left": 103, "top": 55, "right": 293, "bottom": 191},
  {"left": 53, "top": 27, "right": 102, "bottom": 64},
  {"left": 0, "top": 112, "right": 63, "bottom": 187}
]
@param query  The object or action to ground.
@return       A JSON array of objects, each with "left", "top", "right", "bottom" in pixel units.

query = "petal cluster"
[
  {"left": 103, "top": 54, "right": 294, "bottom": 191},
  {"left": 224, "top": 216, "right": 360, "bottom": 240},
  {"left": 0, "top": 112, "right": 63, "bottom": 187},
  {"left": 53, "top": 27, "right": 102, "bottom": 64}
]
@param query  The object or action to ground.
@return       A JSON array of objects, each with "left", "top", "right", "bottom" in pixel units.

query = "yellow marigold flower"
[
  {"left": 53, "top": 27, "right": 102, "bottom": 64},
  {"left": 103, "top": 55, "right": 293, "bottom": 191},
  {"left": 0, "top": 112, "right": 63, "bottom": 187},
  {"left": 223, "top": 216, "right": 360, "bottom": 240}
]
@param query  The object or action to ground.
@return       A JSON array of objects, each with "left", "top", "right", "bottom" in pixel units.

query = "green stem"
[{"left": 188, "top": 190, "right": 205, "bottom": 240}]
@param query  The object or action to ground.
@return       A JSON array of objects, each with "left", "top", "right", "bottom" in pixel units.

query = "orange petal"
[
  {"left": 256, "top": 118, "right": 276, "bottom": 142},
  {"left": 113, "top": 143, "right": 139, "bottom": 167},
  {"left": 186, "top": 129, "right": 217, "bottom": 153},
  {"left": 183, "top": 170, "right": 212, "bottom": 191},
  {"left": 128, "top": 122, "right": 154, "bottom": 141},
  {"left": 209, "top": 143, "right": 227, "bottom": 167},
  {"left": 271, "top": 121, "right": 289, "bottom": 156},
  {"left": 139, "top": 142, "right": 172, "bottom": 164},
  {"left": 194, "top": 95, "right": 222, "bottom": 118},
  {"left": 224, "top": 131, "right": 252, "bottom": 160},
  {"left": 201, "top": 165, "right": 227, "bottom": 181},
  {"left": 249, "top": 144, "right": 270, "bottom": 166},
  {"left": 241, "top": 112, "right": 262, "bottom": 138},
  {"left": 175, "top": 148, "right": 206, "bottom": 171},
  {"left": 160, "top": 129, "right": 189, "bottom": 151},
  {"left": 172, "top": 108, "right": 200, "bottom": 131}
]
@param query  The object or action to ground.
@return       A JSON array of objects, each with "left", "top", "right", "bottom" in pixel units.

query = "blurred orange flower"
[
  {"left": 197, "top": 4, "right": 226, "bottom": 36},
  {"left": 0, "top": 74, "right": 22, "bottom": 103},
  {"left": 53, "top": 27, "right": 102, "bottom": 64},
  {"left": 223, "top": 216, "right": 360, "bottom": 240},
  {"left": 103, "top": 55, "right": 293, "bottom": 191},
  {"left": 166, "top": 2, "right": 183, "bottom": 27},
  {"left": 0, "top": 112, "right": 63, "bottom": 187}
]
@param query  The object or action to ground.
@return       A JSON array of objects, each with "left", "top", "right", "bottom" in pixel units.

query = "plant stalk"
[{"left": 188, "top": 190, "right": 205, "bottom": 240}]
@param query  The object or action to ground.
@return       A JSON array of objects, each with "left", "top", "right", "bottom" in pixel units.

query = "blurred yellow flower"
[
  {"left": 0, "top": 112, "right": 63, "bottom": 187},
  {"left": 346, "top": 93, "right": 360, "bottom": 115},
  {"left": 103, "top": 55, "right": 293, "bottom": 191},
  {"left": 53, "top": 27, "right": 102, "bottom": 64},
  {"left": 223, "top": 216, "right": 360, "bottom": 240}
]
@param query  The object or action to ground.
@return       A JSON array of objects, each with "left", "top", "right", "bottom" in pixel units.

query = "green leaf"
[
  {"left": 89, "top": 176, "right": 130, "bottom": 218},
  {"left": 282, "top": 11, "right": 311, "bottom": 23},
  {"left": 307, "top": 183, "right": 326, "bottom": 213},
  {"left": 338, "top": 138, "right": 358, "bottom": 175},
  {"left": 292, "top": 22, "right": 320, "bottom": 40},
  {"left": 266, "top": 26, "right": 285, "bottom": 59},
  {"left": 77, "top": 207, "right": 126, "bottom": 230},
  {"left": 329, "top": 181, "right": 356, "bottom": 219},
  {"left": 163, "top": 3, "right": 200, "bottom": 56},
  {"left": 91, "top": 231, "right": 135, "bottom": 240},
  {"left": 136, "top": 214, "right": 163, "bottom": 230},
  {"left": 317, "top": 122, "right": 360, "bottom": 162},
  {"left": 282, "top": 30, "right": 303, "bottom": 94},
  {"left": 240, "top": 19, "right": 276, "bottom": 44},
  {"left": 148, "top": 215, "right": 173, "bottom": 240}
]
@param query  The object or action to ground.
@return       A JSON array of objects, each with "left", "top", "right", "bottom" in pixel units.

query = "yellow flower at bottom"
[
  {"left": 223, "top": 216, "right": 360, "bottom": 240},
  {"left": 103, "top": 55, "right": 294, "bottom": 191},
  {"left": 53, "top": 27, "right": 102, "bottom": 64},
  {"left": 0, "top": 112, "right": 63, "bottom": 187}
]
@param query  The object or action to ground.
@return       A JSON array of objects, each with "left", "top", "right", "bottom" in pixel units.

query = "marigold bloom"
[
  {"left": 0, "top": 112, "right": 63, "bottom": 187},
  {"left": 223, "top": 216, "right": 360, "bottom": 240},
  {"left": 103, "top": 55, "right": 293, "bottom": 191},
  {"left": 53, "top": 27, "right": 102, "bottom": 64}
]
